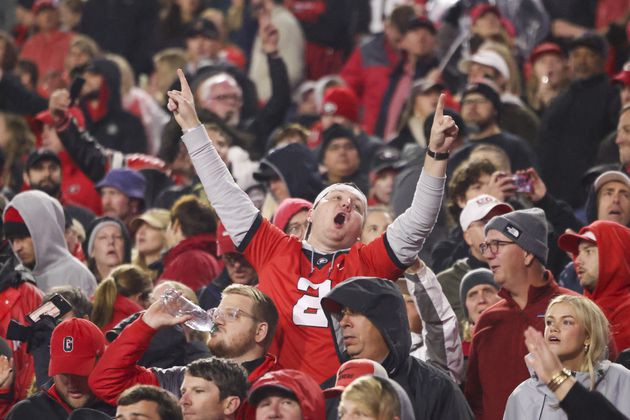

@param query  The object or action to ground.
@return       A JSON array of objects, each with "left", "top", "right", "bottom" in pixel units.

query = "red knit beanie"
[
  {"left": 321, "top": 86, "right": 359, "bottom": 123},
  {"left": 3, "top": 207, "right": 30, "bottom": 239}
]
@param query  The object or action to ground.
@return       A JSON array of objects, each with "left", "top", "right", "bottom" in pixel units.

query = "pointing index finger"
[
  {"left": 435, "top": 93, "right": 445, "bottom": 119},
  {"left": 177, "top": 68, "right": 192, "bottom": 99}
]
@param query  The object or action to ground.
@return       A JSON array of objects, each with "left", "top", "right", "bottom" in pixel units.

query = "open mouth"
[
  {"left": 548, "top": 336, "right": 560, "bottom": 343},
  {"left": 334, "top": 212, "right": 346, "bottom": 227}
]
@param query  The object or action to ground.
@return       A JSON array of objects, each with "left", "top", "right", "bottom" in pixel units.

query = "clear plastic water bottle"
[{"left": 161, "top": 288, "right": 215, "bottom": 332}]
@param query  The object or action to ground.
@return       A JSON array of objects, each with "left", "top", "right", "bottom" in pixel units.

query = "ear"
[
  {"left": 523, "top": 251, "right": 535, "bottom": 266},
  {"left": 456, "top": 196, "right": 467, "bottom": 209},
  {"left": 22, "top": 172, "right": 30, "bottom": 187},
  {"left": 307, "top": 207, "right": 313, "bottom": 223},
  {"left": 254, "top": 322, "right": 269, "bottom": 346},
  {"left": 223, "top": 396, "right": 241, "bottom": 416},
  {"left": 463, "top": 228, "right": 473, "bottom": 247}
]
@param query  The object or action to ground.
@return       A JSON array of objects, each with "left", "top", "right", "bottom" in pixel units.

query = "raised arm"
[
  {"left": 386, "top": 94, "right": 457, "bottom": 265},
  {"left": 167, "top": 69, "right": 259, "bottom": 247},
  {"left": 404, "top": 260, "right": 464, "bottom": 383}
]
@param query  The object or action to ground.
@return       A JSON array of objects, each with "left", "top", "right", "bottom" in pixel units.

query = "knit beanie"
[
  {"left": 460, "top": 268, "right": 499, "bottom": 319},
  {"left": 485, "top": 208, "right": 549, "bottom": 264},
  {"left": 321, "top": 87, "right": 359, "bottom": 122},
  {"left": 3, "top": 207, "right": 30, "bottom": 239},
  {"left": 319, "top": 123, "right": 358, "bottom": 162}
]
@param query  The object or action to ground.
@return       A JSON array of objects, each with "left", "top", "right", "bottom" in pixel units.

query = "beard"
[
  {"left": 208, "top": 325, "right": 256, "bottom": 359},
  {"left": 32, "top": 179, "right": 61, "bottom": 198}
]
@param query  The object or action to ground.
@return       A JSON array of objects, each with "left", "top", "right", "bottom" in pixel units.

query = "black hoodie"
[
  {"left": 321, "top": 277, "right": 473, "bottom": 420},
  {"left": 79, "top": 59, "right": 148, "bottom": 154}
]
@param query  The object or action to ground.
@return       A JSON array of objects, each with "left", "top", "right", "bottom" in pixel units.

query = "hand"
[
  {"left": 167, "top": 69, "right": 201, "bottom": 131},
  {"left": 428, "top": 94, "right": 458, "bottom": 153},
  {"left": 0, "top": 356, "right": 14, "bottom": 389},
  {"left": 49, "top": 89, "right": 71, "bottom": 124},
  {"left": 524, "top": 326, "right": 564, "bottom": 383},
  {"left": 405, "top": 257, "right": 425, "bottom": 274},
  {"left": 487, "top": 171, "right": 516, "bottom": 201},
  {"left": 260, "top": 21, "right": 279, "bottom": 55},
  {"left": 143, "top": 297, "right": 192, "bottom": 330},
  {"left": 518, "top": 167, "right": 547, "bottom": 202}
]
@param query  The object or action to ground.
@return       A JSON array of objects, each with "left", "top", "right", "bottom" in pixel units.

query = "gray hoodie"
[
  {"left": 504, "top": 360, "right": 630, "bottom": 420},
  {"left": 4, "top": 191, "right": 97, "bottom": 296}
]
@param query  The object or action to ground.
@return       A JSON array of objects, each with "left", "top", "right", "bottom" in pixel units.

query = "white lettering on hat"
[
  {"left": 63, "top": 336, "right": 74, "bottom": 353},
  {"left": 505, "top": 224, "right": 521, "bottom": 238},
  {"left": 323, "top": 102, "right": 337, "bottom": 114}
]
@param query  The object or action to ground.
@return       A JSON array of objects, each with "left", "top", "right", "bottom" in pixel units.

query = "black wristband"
[{"left": 426, "top": 148, "right": 450, "bottom": 160}]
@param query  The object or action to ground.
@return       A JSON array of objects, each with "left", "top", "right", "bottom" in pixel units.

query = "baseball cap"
[
  {"left": 412, "top": 79, "right": 445, "bottom": 95},
  {"left": 404, "top": 16, "right": 436, "bottom": 35},
  {"left": 216, "top": 222, "right": 238, "bottom": 256},
  {"left": 49, "top": 318, "right": 107, "bottom": 377},
  {"left": 593, "top": 170, "right": 630, "bottom": 192},
  {"left": 529, "top": 42, "right": 564, "bottom": 64},
  {"left": 32, "top": 0, "right": 56, "bottom": 14},
  {"left": 321, "top": 87, "right": 359, "bottom": 123},
  {"left": 323, "top": 359, "right": 388, "bottom": 398},
  {"left": 129, "top": 208, "right": 170, "bottom": 233},
  {"left": 470, "top": 4, "right": 500, "bottom": 24},
  {"left": 26, "top": 149, "right": 61, "bottom": 171},
  {"left": 96, "top": 168, "right": 146, "bottom": 200},
  {"left": 370, "top": 146, "right": 401, "bottom": 175},
  {"left": 459, "top": 194, "right": 513, "bottom": 231},
  {"left": 557, "top": 229, "right": 597, "bottom": 256},
  {"left": 185, "top": 18, "right": 220, "bottom": 40},
  {"left": 568, "top": 32, "right": 608, "bottom": 57},
  {"left": 613, "top": 69, "right": 630, "bottom": 87},
  {"left": 459, "top": 49, "right": 510, "bottom": 79}
]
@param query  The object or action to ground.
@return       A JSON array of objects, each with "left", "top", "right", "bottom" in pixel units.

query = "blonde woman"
[
  {"left": 91, "top": 264, "right": 152, "bottom": 332},
  {"left": 338, "top": 375, "right": 415, "bottom": 420},
  {"left": 504, "top": 295, "right": 630, "bottom": 419}
]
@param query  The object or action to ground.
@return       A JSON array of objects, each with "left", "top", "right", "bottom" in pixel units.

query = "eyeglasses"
[
  {"left": 479, "top": 240, "right": 516, "bottom": 255},
  {"left": 210, "top": 93, "right": 242, "bottom": 103},
  {"left": 208, "top": 307, "right": 258, "bottom": 323},
  {"left": 461, "top": 97, "right": 490, "bottom": 106}
]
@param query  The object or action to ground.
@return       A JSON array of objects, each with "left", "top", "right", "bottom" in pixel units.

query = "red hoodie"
[{"left": 578, "top": 221, "right": 630, "bottom": 353}]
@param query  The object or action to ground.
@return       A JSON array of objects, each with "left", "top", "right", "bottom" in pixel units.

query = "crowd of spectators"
[{"left": 0, "top": 0, "right": 630, "bottom": 419}]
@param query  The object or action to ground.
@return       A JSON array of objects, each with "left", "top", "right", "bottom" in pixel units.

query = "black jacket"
[
  {"left": 0, "top": 72, "right": 47, "bottom": 115},
  {"left": 539, "top": 73, "right": 620, "bottom": 207},
  {"left": 78, "top": 59, "right": 148, "bottom": 154},
  {"left": 6, "top": 383, "right": 114, "bottom": 420},
  {"left": 321, "top": 277, "right": 473, "bottom": 420}
]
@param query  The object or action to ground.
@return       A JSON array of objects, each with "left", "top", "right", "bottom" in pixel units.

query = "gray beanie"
[
  {"left": 459, "top": 268, "right": 499, "bottom": 319},
  {"left": 484, "top": 208, "right": 549, "bottom": 264}
]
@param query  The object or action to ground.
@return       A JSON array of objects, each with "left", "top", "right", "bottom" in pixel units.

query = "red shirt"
[{"left": 243, "top": 217, "right": 404, "bottom": 383}]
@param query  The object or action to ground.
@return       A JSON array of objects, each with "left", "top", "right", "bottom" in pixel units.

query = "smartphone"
[
  {"left": 512, "top": 174, "right": 533, "bottom": 193},
  {"left": 26, "top": 294, "right": 72, "bottom": 324},
  {"left": 69, "top": 76, "right": 85, "bottom": 106}
]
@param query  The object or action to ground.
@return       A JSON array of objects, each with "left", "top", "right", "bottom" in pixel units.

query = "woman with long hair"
[
  {"left": 504, "top": 295, "right": 630, "bottom": 419},
  {"left": 91, "top": 264, "right": 152, "bottom": 332}
]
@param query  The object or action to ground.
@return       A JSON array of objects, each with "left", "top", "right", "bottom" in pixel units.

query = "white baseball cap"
[
  {"left": 459, "top": 194, "right": 513, "bottom": 231},
  {"left": 459, "top": 49, "right": 510, "bottom": 79}
]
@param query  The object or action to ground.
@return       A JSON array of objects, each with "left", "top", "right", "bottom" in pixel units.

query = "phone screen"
[{"left": 27, "top": 301, "right": 62, "bottom": 324}]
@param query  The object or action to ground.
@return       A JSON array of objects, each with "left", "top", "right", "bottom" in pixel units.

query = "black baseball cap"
[{"left": 26, "top": 149, "right": 61, "bottom": 171}]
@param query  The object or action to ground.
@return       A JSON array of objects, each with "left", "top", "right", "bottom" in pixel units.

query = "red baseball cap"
[
  {"left": 529, "top": 42, "right": 564, "bottom": 64},
  {"left": 216, "top": 222, "right": 237, "bottom": 256},
  {"left": 557, "top": 229, "right": 597, "bottom": 256},
  {"left": 322, "top": 359, "right": 388, "bottom": 398},
  {"left": 49, "top": 318, "right": 107, "bottom": 377},
  {"left": 613, "top": 70, "right": 630, "bottom": 87},
  {"left": 32, "top": 0, "right": 56, "bottom": 14},
  {"left": 470, "top": 4, "right": 500, "bottom": 24},
  {"left": 321, "top": 86, "right": 359, "bottom": 123}
]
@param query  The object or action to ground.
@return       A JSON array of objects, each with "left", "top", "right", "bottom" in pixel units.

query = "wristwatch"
[{"left": 426, "top": 148, "right": 450, "bottom": 161}]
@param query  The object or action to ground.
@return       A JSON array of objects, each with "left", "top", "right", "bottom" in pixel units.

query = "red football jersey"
[{"left": 243, "top": 216, "right": 404, "bottom": 383}]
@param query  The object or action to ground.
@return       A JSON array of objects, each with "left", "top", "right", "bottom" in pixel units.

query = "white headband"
[{"left": 313, "top": 184, "right": 368, "bottom": 217}]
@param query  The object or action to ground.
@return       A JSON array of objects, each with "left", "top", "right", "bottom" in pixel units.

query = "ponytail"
[{"left": 91, "top": 277, "right": 118, "bottom": 329}]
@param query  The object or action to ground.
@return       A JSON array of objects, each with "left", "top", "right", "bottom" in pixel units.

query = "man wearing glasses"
[
  {"left": 464, "top": 208, "right": 576, "bottom": 420},
  {"left": 88, "top": 284, "right": 279, "bottom": 419}
]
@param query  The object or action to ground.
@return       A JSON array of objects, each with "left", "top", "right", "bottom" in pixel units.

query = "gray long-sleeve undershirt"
[{"left": 182, "top": 125, "right": 445, "bottom": 264}]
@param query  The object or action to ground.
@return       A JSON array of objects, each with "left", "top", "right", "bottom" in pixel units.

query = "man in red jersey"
[{"left": 165, "top": 69, "right": 457, "bottom": 383}]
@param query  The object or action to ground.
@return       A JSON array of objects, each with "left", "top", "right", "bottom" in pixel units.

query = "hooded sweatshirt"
[
  {"left": 258, "top": 143, "right": 325, "bottom": 203},
  {"left": 4, "top": 191, "right": 97, "bottom": 296},
  {"left": 248, "top": 369, "right": 325, "bottom": 420},
  {"left": 578, "top": 221, "right": 630, "bottom": 352},
  {"left": 504, "top": 360, "right": 630, "bottom": 420},
  {"left": 79, "top": 58, "right": 147, "bottom": 154},
  {"left": 321, "top": 277, "right": 473, "bottom": 420}
]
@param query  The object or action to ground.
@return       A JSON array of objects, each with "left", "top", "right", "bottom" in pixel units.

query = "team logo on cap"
[
  {"left": 63, "top": 336, "right": 74, "bottom": 353},
  {"left": 505, "top": 224, "right": 521, "bottom": 238},
  {"left": 323, "top": 102, "right": 337, "bottom": 115}
]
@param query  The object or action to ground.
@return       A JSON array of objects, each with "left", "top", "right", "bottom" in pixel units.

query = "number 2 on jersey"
[{"left": 292, "top": 277, "right": 332, "bottom": 327}]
